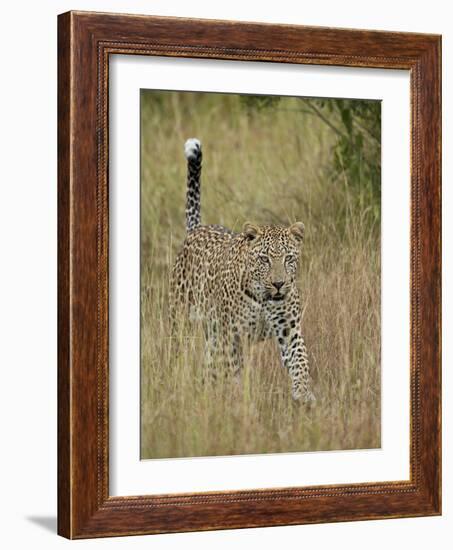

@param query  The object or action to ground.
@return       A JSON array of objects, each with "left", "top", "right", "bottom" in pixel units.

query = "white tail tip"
[{"left": 184, "top": 138, "right": 201, "bottom": 160}]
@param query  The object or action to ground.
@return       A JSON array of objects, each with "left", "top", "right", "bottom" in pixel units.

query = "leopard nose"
[{"left": 272, "top": 281, "right": 284, "bottom": 290}]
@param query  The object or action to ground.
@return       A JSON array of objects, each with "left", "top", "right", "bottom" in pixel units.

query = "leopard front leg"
[{"left": 267, "top": 296, "right": 315, "bottom": 403}]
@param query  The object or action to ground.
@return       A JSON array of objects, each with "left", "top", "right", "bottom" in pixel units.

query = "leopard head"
[{"left": 242, "top": 222, "right": 305, "bottom": 301}]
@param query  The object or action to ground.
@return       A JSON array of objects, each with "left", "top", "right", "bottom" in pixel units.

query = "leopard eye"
[
  {"left": 286, "top": 255, "right": 296, "bottom": 263},
  {"left": 259, "top": 255, "right": 270, "bottom": 264}
]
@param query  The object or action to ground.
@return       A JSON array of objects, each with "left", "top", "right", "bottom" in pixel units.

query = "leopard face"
[{"left": 242, "top": 222, "right": 305, "bottom": 301}]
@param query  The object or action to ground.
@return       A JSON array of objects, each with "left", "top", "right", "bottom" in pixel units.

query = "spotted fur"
[
  {"left": 170, "top": 139, "right": 315, "bottom": 402},
  {"left": 184, "top": 138, "right": 202, "bottom": 231}
]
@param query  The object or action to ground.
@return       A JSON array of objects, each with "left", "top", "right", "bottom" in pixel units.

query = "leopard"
[{"left": 169, "top": 138, "right": 315, "bottom": 403}]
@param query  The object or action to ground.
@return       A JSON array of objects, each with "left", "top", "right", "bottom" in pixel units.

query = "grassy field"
[{"left": 140, "top": 91, "right": 381, "bottom": 459}]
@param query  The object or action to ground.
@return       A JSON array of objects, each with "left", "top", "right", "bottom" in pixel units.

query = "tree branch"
[{"left": 298, "top": 98, "right": 348, "bottom": 140}]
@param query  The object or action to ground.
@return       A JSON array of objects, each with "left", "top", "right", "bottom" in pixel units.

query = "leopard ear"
[
  {"left": 289, "top": 222, "right": 305, "bottom": 243},
  {"left": 243, "top": 222, "right": 261, "bottom": 241}
]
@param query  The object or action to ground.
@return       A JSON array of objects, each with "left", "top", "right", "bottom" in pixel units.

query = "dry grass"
[{"left": 140, "top": 91, "right": 381, "bottom": 459}]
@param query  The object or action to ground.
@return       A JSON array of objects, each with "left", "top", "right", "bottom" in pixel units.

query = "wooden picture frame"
[{"left": 58, "top": 10, "right": 441, "bottom": 539}]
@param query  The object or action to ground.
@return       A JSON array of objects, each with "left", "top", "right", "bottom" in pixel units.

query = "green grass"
[{"left": 140, "top": 91, "right": 381, "bottom": 459}]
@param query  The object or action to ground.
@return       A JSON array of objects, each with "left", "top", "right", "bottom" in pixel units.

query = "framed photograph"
[{"left": 58, "top": 11, "right": 441, "bottom": 539}]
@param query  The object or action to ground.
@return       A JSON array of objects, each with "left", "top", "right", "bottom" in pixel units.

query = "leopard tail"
[{"left": 184, "top": 138, "right": 202, "bottom": 231}]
